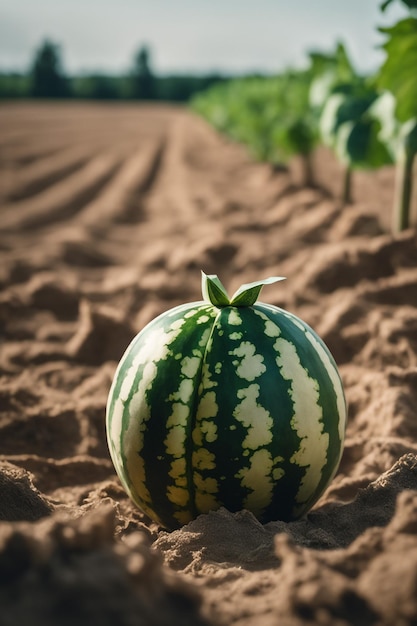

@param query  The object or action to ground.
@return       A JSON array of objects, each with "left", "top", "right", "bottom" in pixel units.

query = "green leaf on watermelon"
[
  {"left": 230, "top": 276, "right": 286, "bottom": 307},
  {"left": 202, "top": 273, "right": 286, "bottom": 307},
  {"left": 201, "top": 272, "right": 230, "bottom": 307}
]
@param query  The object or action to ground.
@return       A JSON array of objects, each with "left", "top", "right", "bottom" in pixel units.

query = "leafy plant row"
[{"left": 191, "top": 1, "right": 417, "bottom": 232}]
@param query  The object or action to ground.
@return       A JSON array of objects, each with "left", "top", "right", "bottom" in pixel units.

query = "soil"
[{"left": 1, "top": 101, "right": 417, "bottom": 626}]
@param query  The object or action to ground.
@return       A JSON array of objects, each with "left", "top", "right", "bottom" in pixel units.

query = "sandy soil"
[{"left": 1, "top": 101, "right": 417, "bottom": 626}]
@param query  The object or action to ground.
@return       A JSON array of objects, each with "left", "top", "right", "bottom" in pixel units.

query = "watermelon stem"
[{"left": 201, "top": 272, "right": 286, "bottom": 307}]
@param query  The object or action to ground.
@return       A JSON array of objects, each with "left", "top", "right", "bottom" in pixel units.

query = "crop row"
[{"left": 192, "top": 0, "right": 417, "bottom": 232}]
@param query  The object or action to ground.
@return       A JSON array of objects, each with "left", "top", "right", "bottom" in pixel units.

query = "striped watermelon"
[{"left": 106, "top": 273, "right": 347, "bottom": 530}]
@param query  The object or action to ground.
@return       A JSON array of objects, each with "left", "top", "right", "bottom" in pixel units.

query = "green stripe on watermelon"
[
  {"left": 253, "top": 303, "right": 346, "bottom": 520},
  {"left": 107, "top": 302, "right": 218, "bottom": 528}
]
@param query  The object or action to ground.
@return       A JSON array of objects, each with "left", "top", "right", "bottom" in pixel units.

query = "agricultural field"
[{"left": 1, "top": 100, "right": 417, "bottom": 625}]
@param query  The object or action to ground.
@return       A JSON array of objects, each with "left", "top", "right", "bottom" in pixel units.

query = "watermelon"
[{"left": 106, "top": 273, "right": 347, "bottom": 530}]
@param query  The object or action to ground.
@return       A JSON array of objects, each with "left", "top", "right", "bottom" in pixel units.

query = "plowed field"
[{"left": 1, "top": 102, "right": 417, "bottom": 626}]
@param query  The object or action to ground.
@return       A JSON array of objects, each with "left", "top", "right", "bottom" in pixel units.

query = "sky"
[{"left": 0, "top": 0, "right": 408, "bottom": 76}]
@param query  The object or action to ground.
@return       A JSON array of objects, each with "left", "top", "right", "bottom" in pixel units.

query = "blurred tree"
[
  {"left": 29, "top": 39, "right": 70, "bottom": 98},
  {"left": 129, "top": 45, "right": 157, "bottom": 100}
]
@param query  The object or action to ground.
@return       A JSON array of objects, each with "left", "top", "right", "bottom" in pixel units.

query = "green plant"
[
  {"left": 319, "top": 85, "right": 393, "bottom": 204},
  {"left": 192, "top": 71, "right": 319, "bottom": 185},
  {"left": 106, "top": 273, "right": 346, "bottom": 530},
  {"left": 311, "top": 42, "right": 393, "bottom": 204},
  {"left": 376, "top": 12, "right": 417, "bottom": 230}
]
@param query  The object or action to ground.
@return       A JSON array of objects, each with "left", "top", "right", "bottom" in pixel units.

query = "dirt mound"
[{"left": 1, "top": 102, "right": 417, "bottom": 625}]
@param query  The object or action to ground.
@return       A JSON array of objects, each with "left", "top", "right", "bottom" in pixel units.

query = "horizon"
[{"left": 0, "top": 0, "right": 408, "bottom": 76}]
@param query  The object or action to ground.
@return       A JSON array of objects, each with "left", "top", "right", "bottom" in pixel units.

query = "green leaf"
[
  {"left": 320, "top": 93, "right": 346, "bottom": 146},
  {"left": 309, "top": 71, "right": 336, "bottom": 109},
  {"left": 377, "top": 17, "right": 417, "bottom": 122},
  {"left": 381, "top": 0, "right": 417, "bottom": 9},
  {"left": 201, "top": 272, "right": 230, "bottom": 307},
  {"left": 368, "top": 91, "right": 400, "bottom": 157},
  {"left": 335, "top": 119, "right": 393, "bottom": 168},
  {"left": 230, "top": 276, "right": 286, "bottom": 307},
  {"left": 319, "top": 84, "right": 393, "bottom": 169}
]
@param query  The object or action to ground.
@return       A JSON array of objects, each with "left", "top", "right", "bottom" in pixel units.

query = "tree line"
[{"left": 0, "top": 40, "right": 228, "bottom": 102}]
